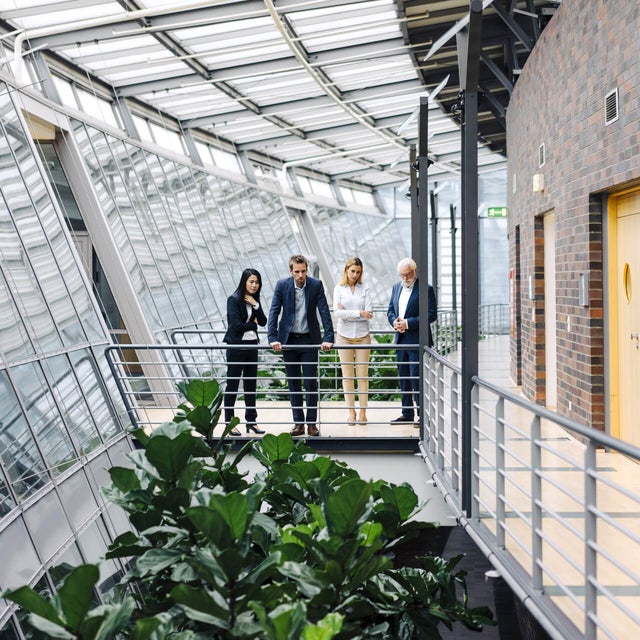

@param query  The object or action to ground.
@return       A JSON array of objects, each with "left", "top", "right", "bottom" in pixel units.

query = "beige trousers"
[{"left": 336, "top": 333, "right": 371, "bottom": 408}]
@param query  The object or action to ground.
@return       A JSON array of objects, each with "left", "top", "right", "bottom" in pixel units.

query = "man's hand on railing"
[
  {"left": 270, "top": 341, "right": 282, "bottom": 351},
  {"left": 320, "top": 342, "right": 333, "bottom": 351}
]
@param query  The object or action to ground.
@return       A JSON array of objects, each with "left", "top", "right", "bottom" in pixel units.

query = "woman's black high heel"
[
  {"left": 246, "top": 423, "right": 265, "bottom": 434},
  {"left": 229, "top": 428, "right": 241, "bottom": 436}
]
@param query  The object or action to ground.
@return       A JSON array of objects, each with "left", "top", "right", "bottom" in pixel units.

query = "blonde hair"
[{"left": 339, "top": 257, "right": 364, "bottom": 286}]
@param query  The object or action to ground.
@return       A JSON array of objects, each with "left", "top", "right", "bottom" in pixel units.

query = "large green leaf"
[
  {"left": 236, "top": 553, "right": 281, "bottom": 594},
  {"left": 214, "top": 548, "right": 245, "bottom": 583},
  {"left": 283, "top": 461, "right": 321, "bottom": 489},
  {"left": 145, "top": 432, "right": 196, "bottom": 482},
  {"left": 264, "top": 602, "right": 307, "bottom": 639},
  {"left": 24, "top": 615, "right": 74, "bottom": 640},
  {"left": 319, "top": 560, "right": 343, "bottom": 585},
  {"left": 86, "top": 600, "right": 136, "bottom": 640},
  {"left": 378, "top": 484, "right": 419, "bottom": 521},
  {"left": 129, "top": 508, "right": 163, "bottom": 533},
  {"left": 310, "top": 456, "right": 334, "bottom": 480},
  {"left": 302, "top": 612, "right": 344, "bottom": 640},
  {"left": 58, "top": 564, "right": 99, "bottom": 631},
  {"left": 152, "top": 487, "right": 190, "bottom": 515},
  {"left": 148, "top": 421, "right": 194, "bottom": 439},
  {"left": 260, "top": 432, "right": 295, "bottom": 462},
  {"left": 278, "top": 562, "right": 322, "bottom": 597},
  {"left": 184, "top": 405, "right": 213, "bottom": 433},
  {"left": 132, "top": 615, "right": 166, "bottom": 640},
  {"left": 170, "top": 584, "right": 228, "bottom": 620},
  {"left": 129, "top": 427, "right": 150, "bottom": 448},
  {"left": 186, "top": 506, "right": 230, "bottom": 547},
  {"left": 177, "top": 378, "right": 220, "bottom": 407},
  {"left": 209, "top": 492, "right": 249, "bottom": 540},
  {"left": 135, "top": 548, "right": 183, "bottom": 576},
  {"left": 109, "top": 467, "right": 140, "bottom": 492},
  {"left": 325, "top": 479, "right": 372, "bottom": 537},
  {"left": 358, "top": 521, "right": 383, "bottom": 547},
  {"left": 2, "top": 586, "right": 64, "bottom": 627},
  {"left": 348, "top": 555, "right": 391, "bottom": 589},
  {"left": 126, "top": 450, "right": 162, "bottom": 480}
]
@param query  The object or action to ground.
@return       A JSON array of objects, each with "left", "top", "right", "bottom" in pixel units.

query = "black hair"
[{"left": 235, "top": 268, "right": 262, "bottom": 300}]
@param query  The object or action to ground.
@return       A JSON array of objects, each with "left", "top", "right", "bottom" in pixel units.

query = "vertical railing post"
[
  {"left": 584, "top": 441, "right": 597, "bottom": 640},
  {"left": 496, "top": 396, "right": 505, "bottom": 548},
  {"left": 451, "top": 370, "right": 459, "bottom": 492},
  {"left": 430, "top": 357, "right": 437, "bottom": 450},
  {"left": 437, "top": 360, "right": 445, "bottom": 470},
  {"left": 470, "top": 383, "right": 480, "bottom": 518},
  {"left": 531, "top": 415, "right": 543, "bottom": 592}
]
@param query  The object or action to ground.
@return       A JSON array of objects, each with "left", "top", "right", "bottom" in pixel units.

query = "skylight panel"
[
  {"left": 241, "top": 82, "right": 322, "bottom": 106},
  {"left": 102, "top": 61, "right": 188, "bottom": 84},
  {"left": 325, "top": 57, "right": 419, "bottom": 92},
  {"left": 303, "top": 28, "right": 400, "bottom": 52},
  {"left": 63, "top": 38, "right": 164, "bottom": 61},
  {"left": 287, "top": 0, "right": 394, "bottom": 23},
  {"left": 69, "top": 50, "right": 172, "bottom": 75},
  {"left": 4, "top": 1, "right": 121, "bottom": 30}
]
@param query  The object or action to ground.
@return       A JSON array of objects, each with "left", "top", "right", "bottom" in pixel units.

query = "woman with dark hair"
[{"left": 222, "top": 269, "right": 267, "bottom": 435}]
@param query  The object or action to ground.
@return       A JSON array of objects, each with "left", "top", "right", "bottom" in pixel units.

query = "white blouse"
[{"left": 333, "top": 282, "right": 372, "bottom": 339}]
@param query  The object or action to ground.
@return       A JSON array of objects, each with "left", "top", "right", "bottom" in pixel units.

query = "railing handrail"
[
  {"left": 421, "top": 341, "right": 640, "bottom": 640},
  {"left": 471, "top": 374, "right": 640, "bottom": 460},
  {"left": 103, "top": 340, "right": 424, "bottom": 452}
]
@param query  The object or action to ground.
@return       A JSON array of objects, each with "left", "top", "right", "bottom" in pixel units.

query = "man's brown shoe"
[
  {"left": 290, "top": 423, "right": 305, "bottom": 436},
  {"left": 307, "top": 424, "right": 319, "bottom": 437}
]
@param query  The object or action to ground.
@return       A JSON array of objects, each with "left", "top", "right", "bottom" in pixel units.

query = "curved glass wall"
[
  {"left": 71, "top": 121, "right": 300, "bottom": 344},
  {"left": 0, "top": 83, "right": 130, "bottom": 632}
]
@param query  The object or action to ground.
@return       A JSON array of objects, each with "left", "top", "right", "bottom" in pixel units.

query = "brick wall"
[{"left": 507, "top": 0, "right": 640, "bottom": 431}]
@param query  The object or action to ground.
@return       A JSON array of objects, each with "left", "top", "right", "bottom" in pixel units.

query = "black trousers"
[
  {"left": 224, "top": 341, "right": 259, "bottom": 424},
  {"left": 283, "top": 333, "right": 319, "bottom": 425}
]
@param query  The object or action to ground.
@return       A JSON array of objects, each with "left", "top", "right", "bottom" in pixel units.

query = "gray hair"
[{"left": 397, "top": 257, "right": 416, "bottom": 272}]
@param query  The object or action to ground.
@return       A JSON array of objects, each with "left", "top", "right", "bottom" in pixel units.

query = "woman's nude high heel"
[
  {"left": 347, "top": 409, "right": 357, "bottom": 425},
  {"left": 358, "top": 410, "right": 367, "bottom": 425}
]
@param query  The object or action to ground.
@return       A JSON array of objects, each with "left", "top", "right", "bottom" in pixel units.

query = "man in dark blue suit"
[
  {"left": 268, "top": 255, "right": 334, "bottom": 436},
  {"left": 387, "top": 257, "right": 437, "bottom": 425}
]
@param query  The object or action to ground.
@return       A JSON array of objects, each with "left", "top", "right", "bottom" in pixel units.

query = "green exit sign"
[{"left": 487, "top": 206, "right": 508, "bottom": 218}]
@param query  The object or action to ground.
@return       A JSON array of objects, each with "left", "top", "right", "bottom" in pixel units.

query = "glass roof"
[{"left": 0, "top": 0, "right": 508, "bottom": 188}]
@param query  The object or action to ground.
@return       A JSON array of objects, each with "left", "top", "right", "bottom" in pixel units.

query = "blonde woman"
[{"left": 333, "top": 257, "right": 373, "bottom": 425}]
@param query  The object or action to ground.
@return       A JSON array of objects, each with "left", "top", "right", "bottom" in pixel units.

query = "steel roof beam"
[{"left": 490, "top": 1, "right": 535, "bottom": 50}]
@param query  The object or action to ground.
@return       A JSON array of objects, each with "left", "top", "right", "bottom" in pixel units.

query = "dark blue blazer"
[
  {"left": 267, "top": 276, "right": 334, "bottom": 345},
  {"left": 387, "top": 278, "right": 437, "bottom": 347},
  {"left": 222, "top": 292, "right": 267, "bottom": 344}
]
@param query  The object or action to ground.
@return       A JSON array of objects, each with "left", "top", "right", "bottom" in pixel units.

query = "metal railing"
[
  {"left": 104, "top": 339, "right": 422, "bottom": 448},
  {"left": 422, "top": 347, "right": 640, "bottom": 640},
  {"left": 478, "top": 303, "right": 510, "bottom": 336}
]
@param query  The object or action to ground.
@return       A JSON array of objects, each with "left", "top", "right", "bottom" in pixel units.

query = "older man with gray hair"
[{"left": 387, "top": 257, "right": 437, "bottom": 425}]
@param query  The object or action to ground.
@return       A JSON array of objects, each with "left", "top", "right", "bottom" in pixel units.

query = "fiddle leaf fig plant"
[{"left": 3, "top": 377, "right": 493, "bottom": 639}]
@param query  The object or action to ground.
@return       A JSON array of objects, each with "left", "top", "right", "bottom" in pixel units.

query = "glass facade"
[
  {"left": 71, "top": 121, "right": 300, "bottom": 343},
  {"left": 0, "top": 84, "right": 131, "bottom": 631}
]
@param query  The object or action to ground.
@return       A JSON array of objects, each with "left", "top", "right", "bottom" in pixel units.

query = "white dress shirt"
[
  {"left": 398, "top": 284, "right": 413, "bottom": 320},
  {"left": 333, "top": 282, "right": 371, "bottom": 339}
]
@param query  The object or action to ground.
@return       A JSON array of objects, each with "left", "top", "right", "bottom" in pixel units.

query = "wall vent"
[
  {"left": 605, "top": 88, "right": 618, "bottom": 125},
  {"left": 538, "top": 143, "right": 545, "bottom": 167}
]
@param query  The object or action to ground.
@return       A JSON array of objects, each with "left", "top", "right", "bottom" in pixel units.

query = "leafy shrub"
[{"left": 4, "top": 378, "right": 493, "bottom": 639}]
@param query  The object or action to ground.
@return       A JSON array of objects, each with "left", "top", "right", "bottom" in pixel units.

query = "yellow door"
[{"left": 613, "top": 192, "right": 640, "bottom": 444}]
